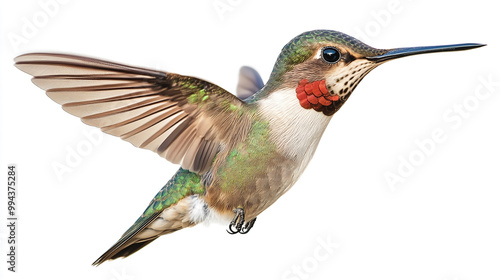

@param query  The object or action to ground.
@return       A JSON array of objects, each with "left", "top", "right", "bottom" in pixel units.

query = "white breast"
[{"left": 257, "top": 88, "right": 332, "bottom": 181}]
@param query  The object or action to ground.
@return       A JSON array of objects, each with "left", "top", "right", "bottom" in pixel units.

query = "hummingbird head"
[{"left": 261, "top": 30, "right": 484, "bottom": 116}]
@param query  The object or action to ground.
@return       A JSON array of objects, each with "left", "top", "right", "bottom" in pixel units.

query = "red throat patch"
[{"left": 295, "top": 79, "right": 339, "bottom": 111}]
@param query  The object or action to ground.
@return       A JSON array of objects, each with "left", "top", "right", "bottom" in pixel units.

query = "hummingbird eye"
[{"left": 321, "top": 47, "right": 341, "bottom": 64}]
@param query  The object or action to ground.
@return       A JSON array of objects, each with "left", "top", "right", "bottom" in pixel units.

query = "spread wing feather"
[{"left": 15, "top": 53, "right": 252, "bottom": 174}]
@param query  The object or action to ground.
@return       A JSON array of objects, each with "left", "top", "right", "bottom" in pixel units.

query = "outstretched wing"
[{"left": 15, "top": 53, "right": 252, "bottom": 174}]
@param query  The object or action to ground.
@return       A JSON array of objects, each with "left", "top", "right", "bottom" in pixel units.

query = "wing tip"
[
  {"left": 13, "top": 53, "right": 34, "bottom": 63},
  {"left": 14, "top": 60, "right": 33, "bottom": 75},
  {"left": 14, "top": 52, "right": 65, "bottom": 64}
]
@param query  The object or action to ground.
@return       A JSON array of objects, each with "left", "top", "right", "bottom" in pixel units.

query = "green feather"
[
  {"left": 217, "top": 120, "right": 276, "bottom": 191},
  {"left": 263, "top": 29, "right": 387, "bottom": 93},
  {"left": 122, "top": 168, "right": 204, "bottom": 237}
]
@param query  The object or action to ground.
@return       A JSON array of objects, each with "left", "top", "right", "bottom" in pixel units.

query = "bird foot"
[{"left": 226, "top": 208, "right": 257, "bottom": 234}]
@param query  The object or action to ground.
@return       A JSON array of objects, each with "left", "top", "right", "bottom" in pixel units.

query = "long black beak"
[{"left": 367, "top": 43, "right": 485, "bottom": 63}]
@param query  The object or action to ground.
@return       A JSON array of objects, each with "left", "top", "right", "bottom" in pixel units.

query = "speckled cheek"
[{"left": 325, "top": 60, "right": 376, "bottom": 99}]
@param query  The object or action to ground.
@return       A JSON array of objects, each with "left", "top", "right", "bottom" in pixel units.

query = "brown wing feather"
[{"left": 15, "top": 53, "right": 252, "bottom": 174}]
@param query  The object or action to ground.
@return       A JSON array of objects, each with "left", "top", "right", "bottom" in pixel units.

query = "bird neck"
[{"left": 256, "top": 87, "right": 332, "bottom": 161}]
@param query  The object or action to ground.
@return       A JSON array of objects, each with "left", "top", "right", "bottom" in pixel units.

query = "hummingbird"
[{"left": 14, "top": 30, "right": 483, "bottom": 266}]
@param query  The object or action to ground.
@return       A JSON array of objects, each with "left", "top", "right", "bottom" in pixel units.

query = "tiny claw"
[
  {"left": 227, "top": 208, "right": 245, "bottom": 234},
  {"left": 235, "top": 218, "right": 245, "bottom": 231},
  {"left": 240, "top": 218, "right": 257, "bottom": 234},
  {"left": 226, "top": 224, "right": 239, "bottom": 234},
  {"left": 226, "top": 208, "right": 258, "bottom": 234}
]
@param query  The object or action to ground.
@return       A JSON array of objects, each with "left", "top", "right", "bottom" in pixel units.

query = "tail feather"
[
  {"left": 92, "top": 213, "right": 161, "bottom": 266},
  {"left": 93, "top": 195, "right": 200, "bottom": 266},
  {"left": 100, "top": 238, "right": 158, "bottom": 263},
  {"left": 92, "top": 168, "right": 206, "bottom": 266}
]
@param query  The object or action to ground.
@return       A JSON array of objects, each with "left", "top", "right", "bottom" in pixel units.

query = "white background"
[{"left": 1, "top": 0, "right": 499, "bottom": 279}]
